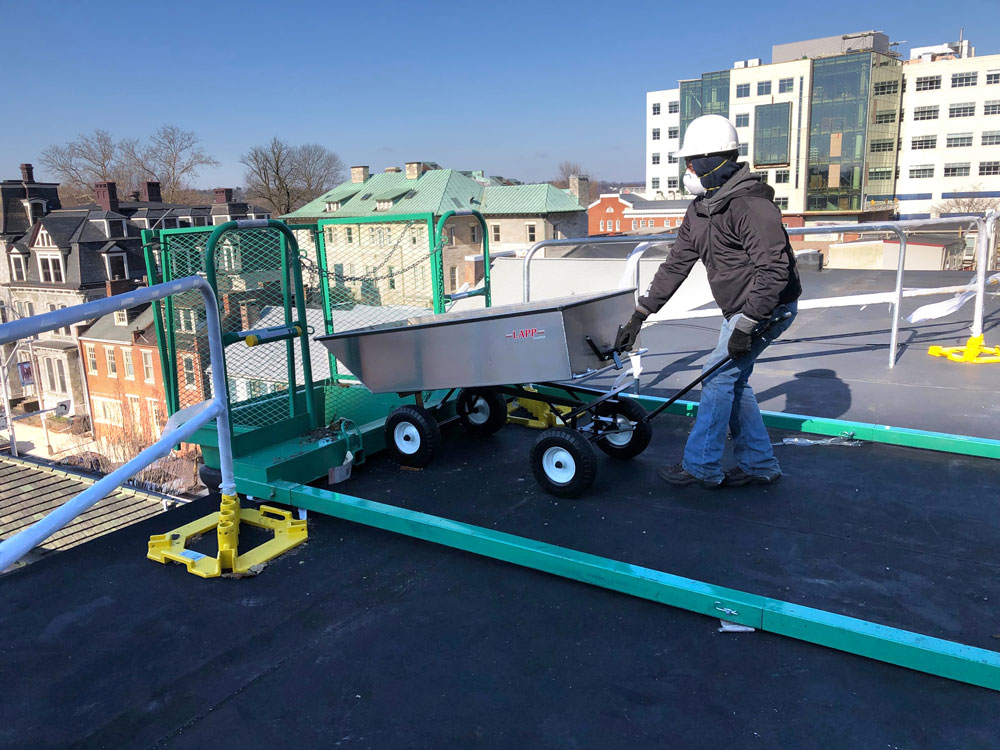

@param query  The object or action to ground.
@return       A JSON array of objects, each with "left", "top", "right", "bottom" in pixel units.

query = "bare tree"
[
  {"left": 240, "top": 138, "right": 345, "bottom": 214},
  {"left": 119, "top": 125, "right": 219, "bottom": 203},
  {"left": 40, "top": 129, "right": 133, "bottom": 204},
  {"left": 40, "top": 126, "right": 218, "bottom": 206},
  {"left": 932, "top": 184, "right": 1000, "bottom": 217}
]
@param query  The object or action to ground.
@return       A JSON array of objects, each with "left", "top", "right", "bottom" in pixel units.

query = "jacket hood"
[{"left": 697, "top": 164, "right": 775, "bottom": 216}]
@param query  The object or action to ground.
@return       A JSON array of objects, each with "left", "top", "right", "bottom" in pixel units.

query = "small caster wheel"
[
  {"left": 385, "top": 405, "right": 441, "bottom": 467},
  {"left": 456, "top": 388, "right": 508, "bottom": 436},
  {"left": 530, "top": 427, "right": 598, "bottom": 498},
  {"left": 595, "top": 397, "right": 652, "bottom": 459}
]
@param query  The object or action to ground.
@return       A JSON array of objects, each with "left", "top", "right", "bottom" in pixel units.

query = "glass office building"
[
  {"left": 806, "top": 52, "right": 902, "bottom": 211},
  {"left": 753, "top": 102, "right": 793, "bottom": 166},
  {"left": 678, "top": 71, "right": 731, "bottom": 182}
]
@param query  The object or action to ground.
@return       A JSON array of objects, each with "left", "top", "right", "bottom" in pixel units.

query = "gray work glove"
[
  {"left": 615, "top": 310, "right": 648, "bottom": 351},
  {"left": 727, "top": 314, "right": 759, "bottom": 360}
]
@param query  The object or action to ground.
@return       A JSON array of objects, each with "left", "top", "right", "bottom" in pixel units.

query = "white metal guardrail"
[
  {"left": 0, "top": 276, "right": 235, "bottom": 571},
  {"left": 522, "top": 213, "right": 998, "bottom": 369}
]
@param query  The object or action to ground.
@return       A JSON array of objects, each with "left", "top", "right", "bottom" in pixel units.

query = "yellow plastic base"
[
  {"left": 147, "top": 495, "right": 308, "bottom": 578},
  {"left": 928, "top": 335, "right": 1000, "bottom": 364},
  {"left": 506, "top": 394, "right": 572, "bottom": 429}
]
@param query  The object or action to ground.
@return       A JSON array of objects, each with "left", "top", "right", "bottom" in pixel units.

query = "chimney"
[
  {"left": 405, "top": 162, "right": 425, "bottom": 180},
  {"left": 214, "top": 187, "right": 233, "bottom": 204},
  {"left": 239, "top": 299, "right": 261, "bottom": 330},
  {"left": 141, "top": 181, "right": 162, "bottom": 203},
  {"left": 95, "top": 181, "right": 119, "bottom": 212},
  {"left": 350, "top": 166, "right": 370, "bottom": 183},
  {"left": 568, "top": 175, "right": 590, "bottom": 206},
  {"left": 384, "top": 166, "right": 402, "bottom": 173},
  {"left": 20, "top": 163, "right": 34, "bottom": 183}
]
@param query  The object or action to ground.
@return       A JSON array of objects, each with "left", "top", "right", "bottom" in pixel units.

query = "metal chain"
[{"left": 298, "top": 221, "right": 441, "bottom": 283}]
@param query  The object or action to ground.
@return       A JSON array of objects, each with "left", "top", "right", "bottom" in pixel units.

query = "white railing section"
[
  {"left": 0, "top": 276, "right": 235, "bottom": 571},
  {"left": 522, "top": 214, "right": 998, "bottom": 369}
]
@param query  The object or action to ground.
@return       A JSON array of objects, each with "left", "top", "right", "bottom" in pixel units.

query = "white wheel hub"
[
  {"left": 467, "top": 396, "right": 490, "bottom": 425},
  {"left": 394, "top": 422, "right": 421, "bottom": 454},
  {"left": 542, "top": 446, "right": 576, "bottom": 485},
  {"left": 605, "top": 415, "right": 635, "bottom": 447}
]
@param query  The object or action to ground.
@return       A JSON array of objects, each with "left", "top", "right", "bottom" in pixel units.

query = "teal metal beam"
[{"left": 242, "top": 479, "right": 1000, "bottom": 691}]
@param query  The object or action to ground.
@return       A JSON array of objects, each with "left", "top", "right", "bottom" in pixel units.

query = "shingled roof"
[{"left": 0, "top": 456, "right": 170, "bottom": 568}]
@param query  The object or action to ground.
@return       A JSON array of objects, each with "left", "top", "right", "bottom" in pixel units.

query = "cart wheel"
[
  {"left": 595, "top": 398, "right": 652, "bottom": 460},
  {"left": 530, "top": 427, "right": 598, "bottom": 498},
  {"left": 456, "top": 388, "right": 508, "bottom": 436},
  {"left": 385, "top": 405, "right": 441, "bottom": 468}
]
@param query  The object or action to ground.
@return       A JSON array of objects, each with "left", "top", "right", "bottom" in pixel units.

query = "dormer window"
[
  {"left": 325, "top": 202, "right": 340, "bottom": 212},
  {"left": 35, "top": 229, "right": 55, "bottom": 248},
  {"left": 107, "top": 220, "right": 126, "bottom": 237},
  {"left": 105, "top": 253, "right": 128, "bottom": 281},
  {"left": 28, "top": 201, "right": 46, "bottom": 224},
  {"left": 375, "top": 199, "right": 393, "bottom": 211},
  {"left": 37, "top": 252, "right": 64, "bottom": 283},
  {"left": 10, "top": 255, "right": 26, "bottom": 282},
  {"left": 114, "top": 310, "right": 129, "bottom": 326}
]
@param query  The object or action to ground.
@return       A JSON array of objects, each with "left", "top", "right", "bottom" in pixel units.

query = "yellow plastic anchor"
[
  {"left": 148, "top": 494, "right": 308, "bottom": 578},
  {"left": 506, "top": 391, "right": 572, "bottom": 429},
  {"left": 928, "top": 335, "right": 1000, "bottom": 364}
]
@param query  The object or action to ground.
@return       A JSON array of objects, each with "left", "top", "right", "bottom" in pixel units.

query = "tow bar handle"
[{"left": 585, "top": 336, "right": 624, "bottom": 369}]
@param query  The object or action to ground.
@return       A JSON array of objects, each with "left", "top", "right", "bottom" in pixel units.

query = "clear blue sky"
[{"left": 2, "top": 0, "right": 998, "bottom": 188}]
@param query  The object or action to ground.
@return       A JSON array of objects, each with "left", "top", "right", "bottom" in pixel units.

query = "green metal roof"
[
  {"left": 283, "top": 169, "right": 584, "bottom": 220},
  {"left": 480, "top": 183, "right": 584, "bottom": 215}
]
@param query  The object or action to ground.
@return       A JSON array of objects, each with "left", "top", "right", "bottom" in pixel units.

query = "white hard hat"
[{"left": 673, "top": 114, "right": 740, "bottom": 159}]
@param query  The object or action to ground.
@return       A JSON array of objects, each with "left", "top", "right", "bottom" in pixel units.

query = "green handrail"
[{"left": 434, "top": 209, "right": 492, "bottom": 309}]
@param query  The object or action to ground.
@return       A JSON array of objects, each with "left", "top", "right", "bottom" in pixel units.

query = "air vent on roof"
[
  {"left": 405, "top": 190, "right": 416, "bottom": 199},
  {"left": 361, "top": 193, "right": 372, "bottom": 200}
]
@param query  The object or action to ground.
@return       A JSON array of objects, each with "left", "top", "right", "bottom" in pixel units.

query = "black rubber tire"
[
  {"left": 456, "top": 388, "right": 508, "bottom": 436},
  {"left": 595, "top": 397, "right": 653, "bottom": 460},
  {"left": 198, "top": 463, "right": 223, "bottom": 492},
  {"left": 384, "top": 405, "right": 442, "bottom": 468},
  {"left": 530, "top": 427, "right": 598, "bottom": 499}
]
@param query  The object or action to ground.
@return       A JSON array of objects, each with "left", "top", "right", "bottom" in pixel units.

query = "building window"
[
  {"left": 667, "top": 154, "right": 677, "bottom": 164},
  {"left": 949, "top": 102, "right": 975, "bottom": 118},
  {"left": 38, "top": 253, "right": 64, "bottom": 283},
  {"left": 915, "top": 75, "right": 941, "bottom": 91},
  {"left": 142, "top": 350, "right": 155, "bottom": 382},
  {"left": 736, "top": 83, "right": 750, "bottom": 98},
  {"left": 909, "top": 165, "right": 934, "bottom": 179},
  {"left": 668, "top": 126, "right": 679, "bottom": 139},
  {"left": 983, "top": 131, "right": 1000, "bottom": 146},
  {"left": 123, "top": 349, "right": 135, "bottom": 379},
  {"left": 668, "top": 101, "right": 679, "bottom": 113},
  {"left": 105, "top": 254, "right": 128, "bottom": 280},
  {"left": 651, "top": 102, "right": 660, "bottom": 115},
  {"left": 778, "top": 78, "right": 794, "bottom": 94},
  {"left": 947, "top": 133, "right": 973, "bottom": 148},
  {"left": 944, "top": 163, "right": 971, "bottom": 177},
  {"left": 388, "top": 267, "right": 396, "bottom": 290},
  {"left": 107, "top": 220, "right": 126, "bottom": 237},
  {"left": 874, "top": 111, "right": 897, "bottom": 124},
  {"left": 114, "top": 309, "right": 128, "bottom": 326},
  {"left": 448, "top": 266, "right": 457, "bottom": 290},
  {"left": 178, "top": 308, "right": 197, "bottom": 333},
  {"left": 667, "top": 177, "right": 678, "bottom": 189},
  {"left": 985, "top": 101, "right": 1000, "bottom": 116},
  {"left": 977, "top": 161, "right": 1000, "bottom": 176},
  {"left": 913, "top": 106, "right": 939, "bottom": 121},
  {"left": 868, "top": 167, "right": 892, "bottom": 181},
  {"left": 615, "top": 220, "right": 620, "bottom": 232},
  {"left": 639, "top": 220, "right": 646, "bottom": 228},
  {"left": 757, "top": 81, "right": 771, "bottom": 96},
  {"left": 182, "top": 355, "right": 196, "bottom": 389},
  {"left": 105, "top": 346, "right": 118, "bottom": 377},
  {"left": 751, "top": 171, "right": 768, "bottom": 183},
  {"left": 10, "top": 255, "right": 26, "bottom": 281},
  {"left": 775, "top": 170, "right": 790, "bottom": 184},
  {"left": 85, "top": 344, "right": 98, "bottom": 375},
  {"left": 631, "top": 220, "right": 638, "bottom": 230},
  {"left": 651, "top": 153, "right": 660, "bottom": 165},
  {"left": 526, "top": 224, "right": 536, "bottom": 243},
  {"left": 599, "top": 220, "right": 605, "bottom": 232},
  {"left": 651, "top": 128, "right": 660, "bottom": 140},
  {"left": 774, "top": 197, "right": 789, "bottom": 210},
  {"left": 738, "top": 143, "right": 748, "bottom": 156},
  {"left": 951, "top": 72, "right": 977, "bottom": 88},
  {"left": 471, "top": 224, "right": 479, "bottom": 243},
  {"left": 869, "top": 139, "right": 894, "bottom": 152},
  {"left": 735, "top": 113, "right": 749, "bottom": 128},
  {"left": 872, "top": 80, "right": 899, "bottom": 96},
  {"left": 651, "top": 178, "right": 660, "bottom": 190},
  {"left": 911, "top": 135, "right": 936, "bottom": 150},
  {"left": 92, "top": 397, "right": 123, "bottom": 427},
  {"left": 988, "top": 72, "right": 1000, "bottom": 85},
  {"left": 491, "top": 224, "right": 500, "bottom": 242},
  {"left": 345, "top": 227, "right": 353, "bottom": 244}
]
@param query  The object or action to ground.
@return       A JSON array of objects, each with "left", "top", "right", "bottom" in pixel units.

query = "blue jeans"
[{"left": 681, "top": 302, "right": 797, "bottom": 484}]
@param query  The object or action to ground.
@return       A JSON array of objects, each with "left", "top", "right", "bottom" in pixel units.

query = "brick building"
[{"left": 588, "top": 193, "right": 690, "bottom": 236}]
